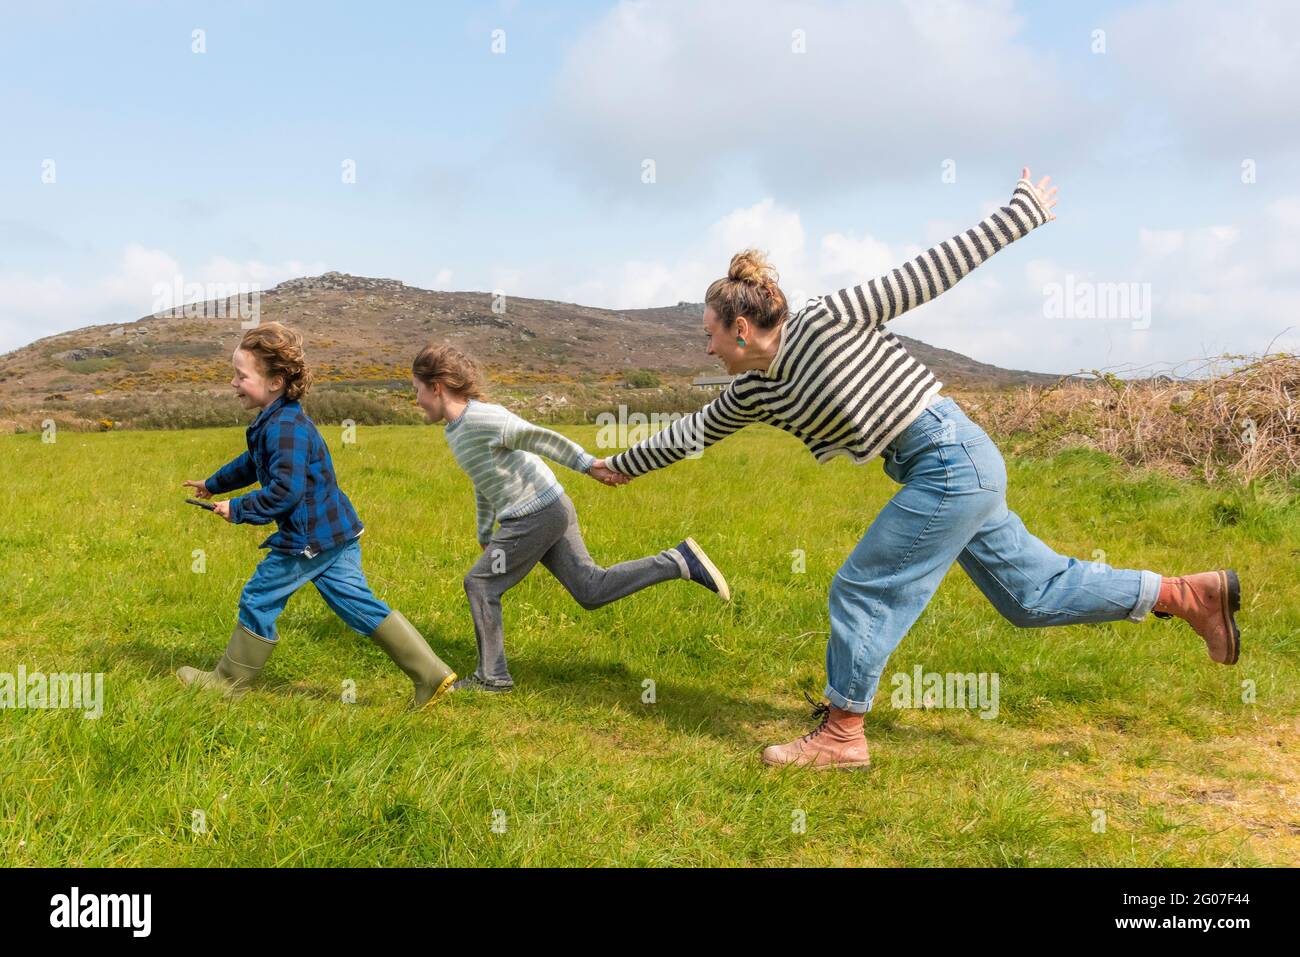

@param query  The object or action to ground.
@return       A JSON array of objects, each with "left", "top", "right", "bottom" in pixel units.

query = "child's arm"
[
  {"left": 500, "top": 411, "right": 596, "bottom": 475},
  {"left": 475, "top": 488, "right": 496, "bottom": 547},
  {"left": 820, "top": 171, "right": 1054, "bottom": 332},
  {"left": 226, "top": 419, "right": 309, "bottom": 525},
  {"left": 203, "top": 451, "right": 257, "bottom": 495}
]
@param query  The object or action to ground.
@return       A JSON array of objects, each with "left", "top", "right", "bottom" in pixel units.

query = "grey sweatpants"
[{"left": 463, "top": 493, "right": 689, "bottom": 683}]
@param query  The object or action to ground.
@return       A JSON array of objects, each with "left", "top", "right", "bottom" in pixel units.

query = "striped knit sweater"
[
  {"left": 444, "top": 399, "right": 595, "bottom": 544},
  {"left": 608, "top": 178, "right": 1051, "bottom": 477}
]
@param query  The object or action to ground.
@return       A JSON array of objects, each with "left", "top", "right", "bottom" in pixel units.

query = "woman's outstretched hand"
[
  {"left": 588, "top": 459, "right": 630, "bottom": 487},
  {"left": 1021, "top": 166, "right": 1058, "bottom": 221}
]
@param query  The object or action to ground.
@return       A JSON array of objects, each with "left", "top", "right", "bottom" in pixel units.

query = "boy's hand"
[
  {"left": 183, "top": 479, "right": 213, "bottom": 500},
  {"left": 588, "top": 460, "right": 630, "bottom": 487},
  {"left": 212, "top": 501, "right": 233, "bottom": 522}
]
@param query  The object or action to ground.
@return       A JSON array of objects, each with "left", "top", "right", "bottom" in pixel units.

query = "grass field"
[{"left": 1, "top": 422, "right": 1297, "bottom": 866}]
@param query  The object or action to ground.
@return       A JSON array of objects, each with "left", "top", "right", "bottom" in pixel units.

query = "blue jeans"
[
  {"left": 824, "top": 396, "right": 1161, "bottom": 713},
  {"left": 238, "top": 538, "right": 391, "bottom": 642}
]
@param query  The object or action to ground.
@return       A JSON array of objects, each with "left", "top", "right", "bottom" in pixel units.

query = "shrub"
[
  {"left": 625, "top": 369, "right": 661, "bottom": 389},
  {"left": 302, "top": 389, "right": 421, "bottom": 426},
  {"left": 63, "top": 357, "right": 118, "bottom": 374},
  {"left": 965, "top": 353, "right": 1300, "bottom": 484}
]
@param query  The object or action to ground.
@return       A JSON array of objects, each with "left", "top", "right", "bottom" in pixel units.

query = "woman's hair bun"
[
  {"left": 706, "top": 248, "right": 789, "bottom": 331},
  {"left": 728, "top": 248, "right": 776, "bottom": 287}
]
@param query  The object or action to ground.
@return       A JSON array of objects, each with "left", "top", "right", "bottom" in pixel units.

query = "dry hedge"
[{"left": 961, "top": 354, "right": 1300, "bottom": 485}]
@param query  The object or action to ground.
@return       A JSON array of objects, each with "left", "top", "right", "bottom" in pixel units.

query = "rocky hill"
[{"left": 0, "top": 272, "right": 1062, "bottom": 430}]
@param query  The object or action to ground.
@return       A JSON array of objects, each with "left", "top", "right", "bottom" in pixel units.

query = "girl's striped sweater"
[
  {"left": 608, "top": 177, "right": 1051, "bottom": 477},
  {"left": 444, "top": 399, "right": 595, "bottom": 545}
]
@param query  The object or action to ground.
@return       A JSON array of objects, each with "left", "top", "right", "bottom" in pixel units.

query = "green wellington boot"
[
  {"left": 177, "top": 623, "right": 276, "bottom": 697},
  {"left": 369, "top": 610, "right": 456, "bottom": 709}
]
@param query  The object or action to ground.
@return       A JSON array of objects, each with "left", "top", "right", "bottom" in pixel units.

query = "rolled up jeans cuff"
[
  {"left": 667, "top": 548, "right": 690, "bottom": 579},
  {"left": 1129, "top": 570, "right": 1162, "bottom": 622},
  {"left": 236, "top": 617, "right": 276, "bottom": 643},
  {"left": 823, "top": 683, "right": 872, "bottom": 715}
]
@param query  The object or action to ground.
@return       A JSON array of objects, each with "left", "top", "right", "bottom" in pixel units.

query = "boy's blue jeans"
[
  {"left": 238, "top": 538, "right": 391, "bottom": 642},
  {"left": 824, "top": 396, "right": 1161, "bottom": 714}
]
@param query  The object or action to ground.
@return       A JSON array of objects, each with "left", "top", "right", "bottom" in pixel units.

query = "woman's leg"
[
  {"left": 958, "top": 496, "right": 1240, "bottom": 662},
  {"left": 823, "top": 423, "right": 1006, "bottom": 714},
  {"left": 765, "top": 402, "right": 1005, "bottom": 768},
  {"left": 539, "top": 495, "right": 687, "bottom": 610},
  {"left": 956, "top": 502, "right": 1160, "bottom": 628}
]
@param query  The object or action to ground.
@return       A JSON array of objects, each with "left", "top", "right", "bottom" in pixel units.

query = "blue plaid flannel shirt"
[{"left": 204, "top": 396, "right": 364, "bottom": 556}]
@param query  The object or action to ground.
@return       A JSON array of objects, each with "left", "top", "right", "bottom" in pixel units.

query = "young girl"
[
  {"left": 179, "top": 322, "right": 457, "bottom": 708},
  {"left": 411, "top": 343, "right": 728, "bottom": 692}
]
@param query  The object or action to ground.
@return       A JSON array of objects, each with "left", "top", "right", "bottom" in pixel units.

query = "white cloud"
[
  {"left": 98, "top": 245, "right": 183, "bottom": 307},
  {"left": 1109, "top": 0, "right": 1300, "bottom": 156},
  {"left": 817, "top": 231, "right": 895, "bottom": 287},
  {"left": 197, "top": 255, "right": 329, "bottom": 289},
  {"left": 912, "top": 205, "right": 1300, "bottom": 373},
  {"left": 528, "top": 195, "right": 1012, "bottom": 338},
  {"left": 535, "top": 0, "right": 1082, "bottom": 202},
  {"left": 1129, "top": 214, "right": 1300, "bottom": 357},
  {"left": 550, "top": 196, "right": 883, "bottom": 311},
  {"left": 0, "top": 247, "right": 327, "bottom": 353},
  {"left": 1268, "top": 197, "right": 1300, "bottom": 227},
  {"left": 532, "top": 0, "right": 1299, "bottom": 204},
  {"left": 523, "top": 188, "right": 1300, "bottom": 375}
]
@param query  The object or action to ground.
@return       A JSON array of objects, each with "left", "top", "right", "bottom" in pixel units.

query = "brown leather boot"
[
  {"left": 1153, "top": 570, "right": 1241, "bottom": 665},
  {"left": 761, "top": 696, "right": 871, "bottom": 770}
]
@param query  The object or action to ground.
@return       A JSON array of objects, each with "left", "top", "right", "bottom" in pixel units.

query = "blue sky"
[{"left": 3, "top": 0, "right": 1297, "bottom": 373}]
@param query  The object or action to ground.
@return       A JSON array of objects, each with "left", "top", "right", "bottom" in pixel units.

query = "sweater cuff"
[
  {"left": 606, "top": 452, "right": 636, "bottom": 478},
  {"left": 1013, "top": 178, "right": 1049, "bottom": 225},
  {"left": 575, "top": 451, "right": 596, "bottom": 473},
  {"left": 228, "top": 496, "right": 244, "bottom": 524}
]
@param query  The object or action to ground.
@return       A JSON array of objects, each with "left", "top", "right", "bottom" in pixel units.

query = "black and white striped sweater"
[{"left": 608, "top": 178, "right": 1051, "bottom": 477}]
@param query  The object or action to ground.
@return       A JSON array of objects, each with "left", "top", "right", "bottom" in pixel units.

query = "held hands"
[
  {"left": 588, "top": 459, "right": 630, "bottom": 487},
  {"left": 1021, "top": 166, "right": 1058, "bottom": 221}
]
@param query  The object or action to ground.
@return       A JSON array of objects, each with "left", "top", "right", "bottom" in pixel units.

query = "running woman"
[{"left": 594, "top": 169, "right": 1242, "bottom": 770}]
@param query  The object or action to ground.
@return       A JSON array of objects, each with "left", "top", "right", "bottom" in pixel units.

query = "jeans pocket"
[
  {"left": 886, "top": 433, "right": 935, "bottom": 483},
  {"left": 961, "top": 434, "right": 1006, "bottom": 493}
]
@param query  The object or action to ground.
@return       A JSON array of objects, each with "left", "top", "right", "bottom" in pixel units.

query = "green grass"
[{"left": 1, "top": 425, "right": 1297, "bottom": 866}]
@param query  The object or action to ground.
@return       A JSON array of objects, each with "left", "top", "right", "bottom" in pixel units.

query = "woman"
[{"left": 595, "top": 168, "right": 1242, "bottom": 771}]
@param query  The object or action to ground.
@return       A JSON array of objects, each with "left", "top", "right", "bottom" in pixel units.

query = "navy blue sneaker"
[
  {"left": 452, "top": 673, "right": 514, "bottom": 693},
  {"left": 675, "top": 537, "right": 731, "bottom": 601}
]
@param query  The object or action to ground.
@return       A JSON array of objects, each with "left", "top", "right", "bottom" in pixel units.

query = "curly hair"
[
  {"left": 704, "top": 248, "right": 789, "bottom": 331},
  {"left": 411, "top": 343, "right": 488, "bottom": 400},
  {"left": 239, "top": 322, "right": 314, "bottom": 401}
]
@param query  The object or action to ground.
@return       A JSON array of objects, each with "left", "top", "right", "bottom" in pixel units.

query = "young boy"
[
  {"left": 179, "top": 322, "right": 456, "bottom": 707},
  {"left": 411, "top": 343, "right": 729, "bottom": 692}
]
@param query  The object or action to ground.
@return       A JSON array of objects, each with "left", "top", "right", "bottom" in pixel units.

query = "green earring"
[{"left": 736, "top": 336, "right": 746, "bottom": 346}]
